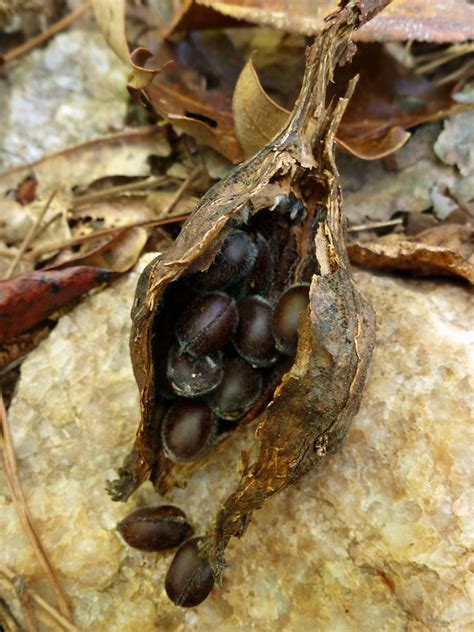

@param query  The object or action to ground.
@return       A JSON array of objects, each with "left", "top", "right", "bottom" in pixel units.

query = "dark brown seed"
[
  {"left": 116, "top": 505, "right": 192, "bottom": 552},
  {"left": 233, "top": 295, "right": 278, "bottom": 367},
  {"left": 162, "top": 400, "right": 216, "bottom": 462},
  {"left": 248, "top": 233, "right": 273, "bottom": 295},
  {"left": 272, "top": 285, "right": 310, "bottom": 355},
  {"left": 192, "top": 230, "right": 257, "bottom": 290},
  {"left": 210, "top": 358, "right": 262, "bottom": 420},
  {"left": 165, "top": 538, "right": 214, "bottom": 607},
  {"left": 176, "top": 293, "right": 238, "bottom": 356},
  {"left": 167, "top": 346, "right": 223, "bottom": 398}
]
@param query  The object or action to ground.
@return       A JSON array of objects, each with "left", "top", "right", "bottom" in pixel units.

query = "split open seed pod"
[{"left": 109, "top": 0, "right": 386, "bottom": 589}]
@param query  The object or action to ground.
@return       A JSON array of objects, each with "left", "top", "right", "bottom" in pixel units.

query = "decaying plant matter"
[{"left": 108, "top": 0, "right": 384, "bottom": 603}]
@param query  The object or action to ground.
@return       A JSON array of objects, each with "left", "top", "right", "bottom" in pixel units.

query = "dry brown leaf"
[
  {"left": 46, "top": 227, "right": 149, "bottom": 273},
  {"left": 144, "top": 32, "right": 244, "bottom": 163},
  {"left": 233, "top": 45, "right": 466, "bottom": 160},
  {"left": 0, "top": 128, "right": 170, "bottom": 256},
  {"left": 170, "top": 0, "right": 474, "bottom": 43},
  {"left": 91, "top": 0, "right": 170, "bottom": 89},
  {"left": 348, "top": 224, "right": 474, "bottom": 282}
]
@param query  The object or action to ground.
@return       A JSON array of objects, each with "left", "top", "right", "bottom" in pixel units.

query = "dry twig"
[
  {"left": 1, "top": 2, "right": 91, "bottom": 65},
  {"left": 0, "top": 396, "right": 72, "bottom": 622},
  {"left": 4, "top": 192, "right": 57, "bottom": 280},
  {"left": 0, "top": 565, "right": 79, "bottom": 632}
]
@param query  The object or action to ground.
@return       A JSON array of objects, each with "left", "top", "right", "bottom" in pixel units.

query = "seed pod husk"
[{"left": 108, "top": 0, "right": 388, "bottom": 600}]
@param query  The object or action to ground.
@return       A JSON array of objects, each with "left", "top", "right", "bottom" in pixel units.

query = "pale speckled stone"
[
  {"left": 1, "top": 256, "right": 473, "bottom": 631},
  {"left": 0, "top": 30, "right": 128, "bottom": 171}
]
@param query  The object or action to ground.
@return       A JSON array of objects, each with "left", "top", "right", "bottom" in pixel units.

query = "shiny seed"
[
  {"left": 233, "top": 295, "right": 278, "bottom": 367},
  {"left": 272, "top": 285, "right": 309, "bottom": 355},
  {"left": 165, "top": 538, "right": 214, "bottom": 607},
  {"left": 192, "top": 230, "right": 257, "bottom": 290},
  {"left": 162, "top": 400, "right": 216, "bottom": 462},
  {"left": 167, "top": 346, "right": 223, "bottom": 398},
  {"left": 176, "top": 293, "right": 238, "bottom": 356},
  {"left": 117, "top": 505, "right": 192, "bottom": 551},
  {"left": 210, "top": 358, "right": 262, "bottom": 420}
]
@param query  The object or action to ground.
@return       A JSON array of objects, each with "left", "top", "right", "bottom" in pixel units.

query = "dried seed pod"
[
  {"left": 175, "top": 293, "right": 238, "bottom": 356},
  {"left": 167, "top": 346, "right": 223, "bottom": 398},
  {"left": 162, "top": 400, "right": 216, "bottom": 462},
  {"left": 117, "top": 505, "right": 192, "bottom": 551},
  {"left": 109, "top": 0, "right": 386, "bottom": 607},
  {"left": 233, "top": 296, "right": 278, "bottom": 367},
  {"left": 273, "top": 285, "right": 310, "bottom": 355},
  {"left": 165, "top": 538, "right": 214, "bottom": 608},
  {"left": 190, "top": 230, "right": 258, "bottom": 290},
  {"left": 209, "top": 357, "right": 262, "bottom": 420}
]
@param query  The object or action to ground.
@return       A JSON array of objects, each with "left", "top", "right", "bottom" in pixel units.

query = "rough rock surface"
[
  {"left": 1, "top": 256, "right": 472, "bottom": 631},
  {"left": 0, "top": 29, "right": 128, "bottom": 171}
]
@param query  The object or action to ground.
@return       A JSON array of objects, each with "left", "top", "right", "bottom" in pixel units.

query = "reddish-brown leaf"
[
  {"left": 168, "top": 0, "right": 474, "bottom": 43},
  {"left": 0, "top": 267, "right": 116, "bottom": 343}
]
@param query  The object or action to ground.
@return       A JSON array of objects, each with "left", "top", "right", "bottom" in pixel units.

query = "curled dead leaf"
[
  {"left": 348, "top": 224, "right": 474, "bottom": 283},
  {"left": 233, "top": 45, "right": 466, "bottom": 160}
]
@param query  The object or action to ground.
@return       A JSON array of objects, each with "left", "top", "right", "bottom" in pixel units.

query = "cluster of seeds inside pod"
[
  {"left": 154, "top": 199, "right": 313, "bottom": 468},
  {"left": 117, "top": 197, "right": 315, "bottom": 608}
]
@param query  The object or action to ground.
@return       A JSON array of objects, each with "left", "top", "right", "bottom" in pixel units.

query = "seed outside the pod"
[
  {"left": 162, "top": 400, "right": 216, "bottom": 463},
  {"left": 167, "top": 346, "right": 223, "bottom": 398},
  {"left": 191, "top": 230, "right": 258, "bottom": 290},
  {"left": 116, "top": 505, "right": 193, "bottom": 552},
  {"left": 209, "top": 357, "right": 262, "bottom": 420},
  {"left": 233, "top": 295, "right": 278, "bottom": 367},
  {"left": 165, "top": 538, "right": 214, "bottom": 607},
  {"left": 272, "top": 284, "right": 310, "bottom": 355},
  {"left": 176, "top": 293, "right": 238, "bottom": 356}
]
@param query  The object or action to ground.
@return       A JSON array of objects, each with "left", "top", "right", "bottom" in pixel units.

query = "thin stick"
[
  {"left": 161, "top": 166, "right": 202, "bottom": 216},
  {"left": 0, "top": 397, "right": 72, "bottom": 621},
  {"left": 4, "top": 191, "right": 57, "bottom": 279},
  {"left": 0, "top": 567, "right": 79, "bottom": 632},
  {"left": 15, "top": 578, "right": 38, "bottom": 632},
  {"left": 27, "top": 212, "right": 191, "bottom": 259},
  {"left": 1, "top": 2, "right": 91, "bottom": 65},
  {"left": 71, "top": 175, "right": 173, "bottom": 207},
  {"left": 348, "top": 218, "right": 403, "bottom": 233},
  {"left": 0, "top": 595, "right": 24, "bottom": 632}
]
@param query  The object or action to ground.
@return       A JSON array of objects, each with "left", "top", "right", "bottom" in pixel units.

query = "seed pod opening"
[
  {"left": 165, "top": 538, "right": 214, "bottom": 608},
  {"left": 117, "top": 505, "right": 192, "bottom": 551}
]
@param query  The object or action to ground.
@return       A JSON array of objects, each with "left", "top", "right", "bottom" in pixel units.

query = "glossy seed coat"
[
  {"left": 176, "top": 293, "right": 238, "bottom": 356},
  {"left": 273, "top": 285, "right": 310, "bottom": 355},
  {"left": 162, "top": 400, "right": 216, "bottom": 462},
  {"left": 165, "top": 538, "right": 214, "bottom": 607},
  {"left": 167, "top": 347, "right": 223, "bottom": 398},
  {"left": 233, "top": 295, "right": 278, "bottom": 367},
  {"left": 192, "top": 230, "right": 257, "bottom": 290},
  {"left": 117, "top": 505, "right": 192, "bottom": 551},
  {"left": 210, "top": 357, "right": 262, "bottom": 420}
]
